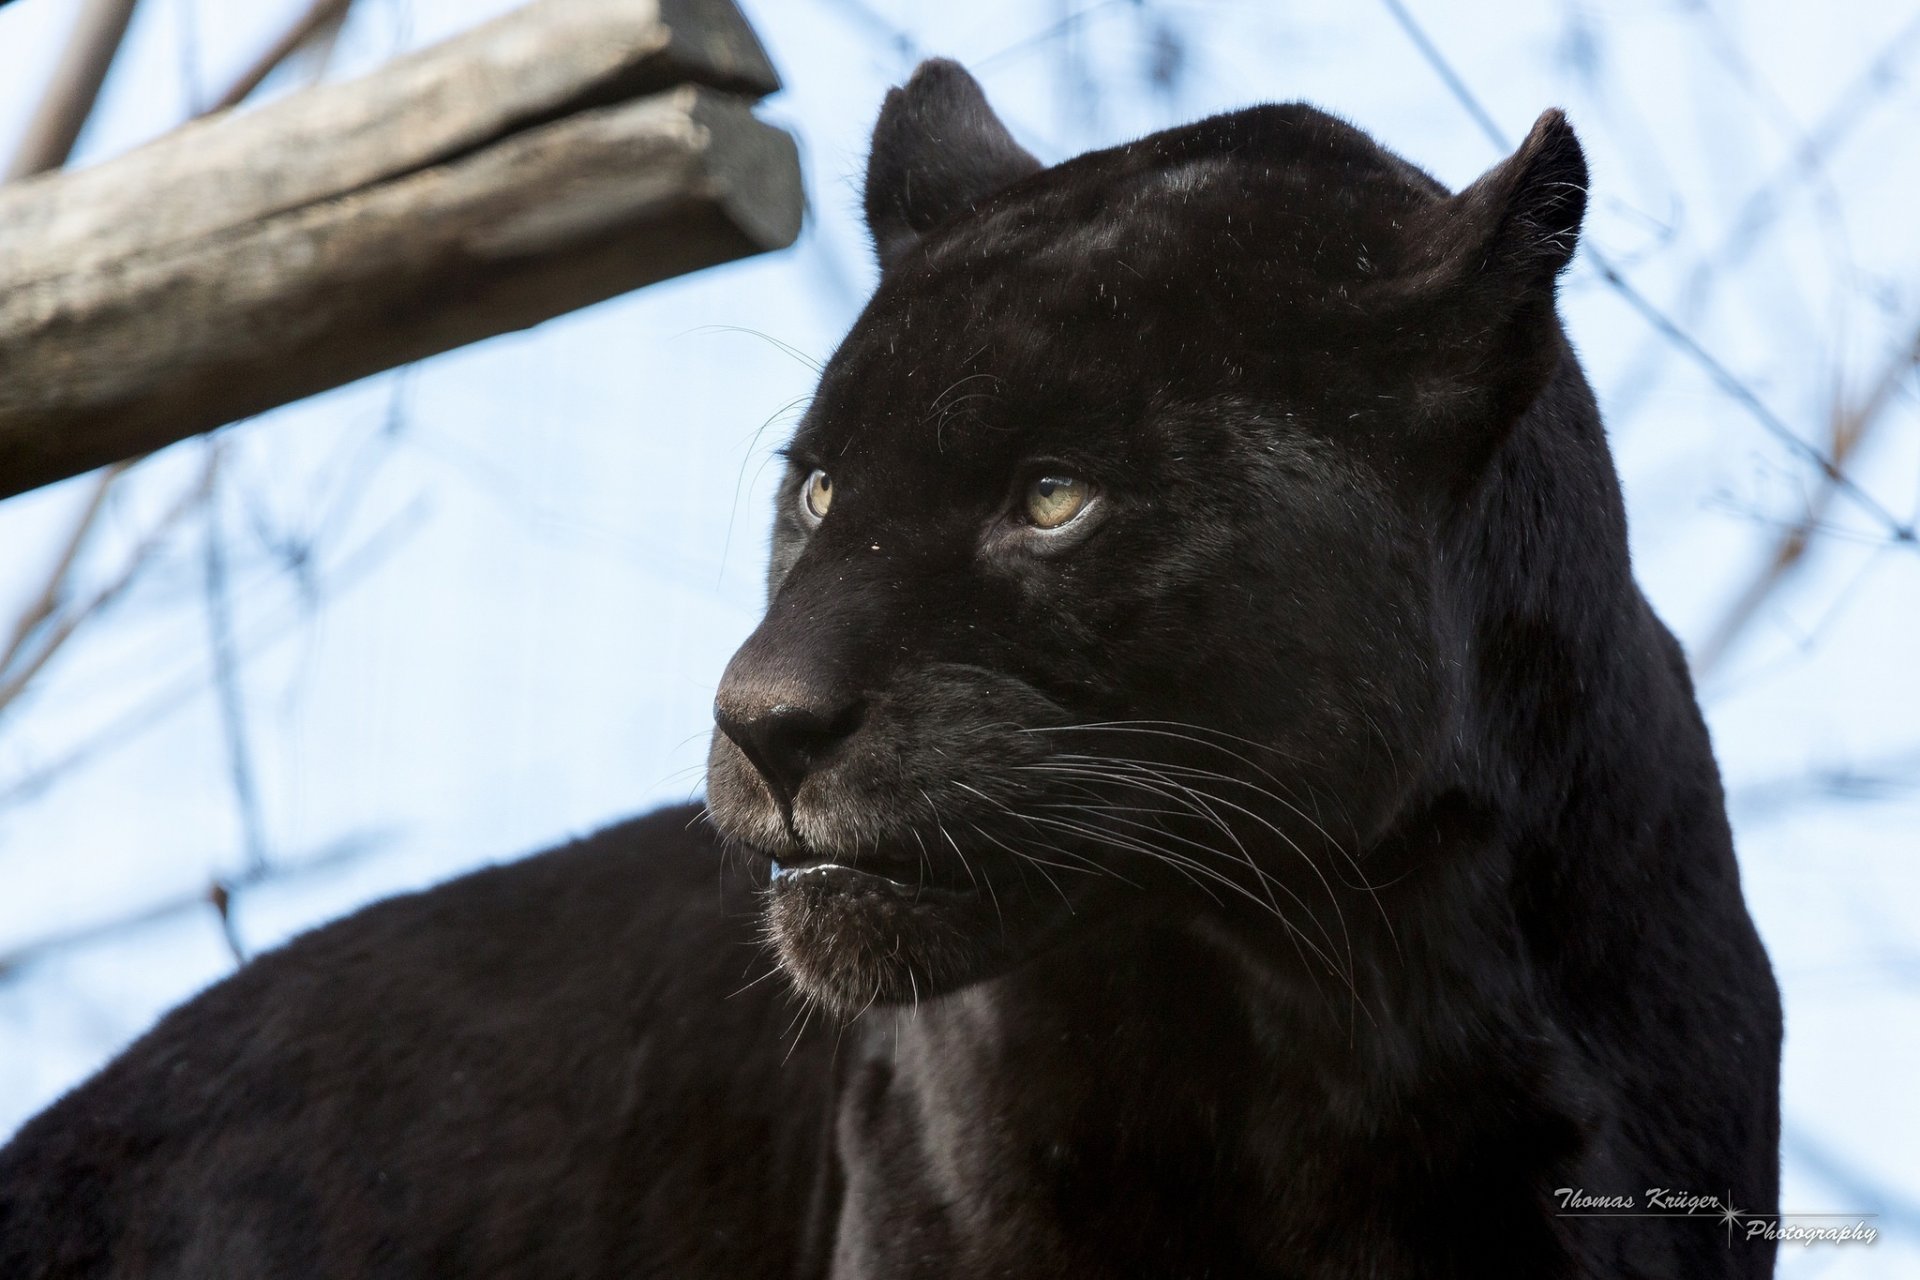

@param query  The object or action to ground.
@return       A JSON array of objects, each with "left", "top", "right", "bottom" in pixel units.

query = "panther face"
[{"left": 705, "top": 62, "right": 1586, "bottom": 1016}]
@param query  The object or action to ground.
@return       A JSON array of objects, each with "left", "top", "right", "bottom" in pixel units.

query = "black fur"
[
  {"left": 0, "top": 810, "right": 842, "bottom": 1278},
  {"left": 2, "top": 62, "right": 1780, "bottom": 1278},
  {"left": 862, "top": 60, "right": 1042, "bottom": 271}
]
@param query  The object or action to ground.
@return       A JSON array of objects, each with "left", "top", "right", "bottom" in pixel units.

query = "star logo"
[{"left": 1718, "top": 1192, "right": 1747, "bottom": 1247}]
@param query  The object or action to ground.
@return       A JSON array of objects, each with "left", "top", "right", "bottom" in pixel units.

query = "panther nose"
[{"left": 714, "top": 696, "right": 864, "bottom": 810}]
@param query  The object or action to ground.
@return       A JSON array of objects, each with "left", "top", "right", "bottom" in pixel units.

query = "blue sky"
[{"left": 0, "top": 1, "right": 1916, "bottom": 1272}]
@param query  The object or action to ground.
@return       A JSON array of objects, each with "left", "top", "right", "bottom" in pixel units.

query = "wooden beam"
[{"left": 0, "top": 0, "right": 803, "bottom": 501}]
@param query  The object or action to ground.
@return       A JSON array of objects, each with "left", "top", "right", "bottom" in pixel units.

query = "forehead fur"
[
  {"left": 802, "top": 105, "right": 1453, "bottom": 461},
  {"left": 895, "top": 104, "right": 1448, "bottom": 291}
]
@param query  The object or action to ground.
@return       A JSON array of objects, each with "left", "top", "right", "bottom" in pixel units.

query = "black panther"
[{"left": 0, "top": 60, "right": 1780, "bottom": 1279}]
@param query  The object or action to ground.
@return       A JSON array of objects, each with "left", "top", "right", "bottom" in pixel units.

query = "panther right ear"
[{"left": 863, "top": 59, "right": 1042, "bottom": 272}]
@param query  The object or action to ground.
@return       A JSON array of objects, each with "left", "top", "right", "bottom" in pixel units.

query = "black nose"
[{"left": 714, "top": 697, "right": 864, "bottom": 810}]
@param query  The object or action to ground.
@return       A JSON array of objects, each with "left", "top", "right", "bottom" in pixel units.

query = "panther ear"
[
  {"left": 863, "top": 59, "right": 1042, "bottom": 272},
  {"left": 1394, "top": 112, "right": 1588, "bottom": 478},
  {"left": 1420, "top": 109, "right": 1587, "bottom": 301}
]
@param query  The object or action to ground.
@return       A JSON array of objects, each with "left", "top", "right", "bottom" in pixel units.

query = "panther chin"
[{"left": 765, "top": 859, "right": 1012, "bottom": 1017}]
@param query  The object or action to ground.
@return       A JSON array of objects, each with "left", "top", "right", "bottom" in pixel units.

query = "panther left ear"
[
  {"left": 1419, "top": 109, "right": 1587, "bottom": 299},
  {"left": 1393, "top": 112, "right": 1588, "bottom": 474},
  {"left": 863, "top": 59, "right": 1042, "bottom": 272}
]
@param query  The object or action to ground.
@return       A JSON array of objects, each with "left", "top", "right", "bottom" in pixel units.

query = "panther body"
[{"left": 0, "top": 60, "right": 1781, "bottom": 1280}]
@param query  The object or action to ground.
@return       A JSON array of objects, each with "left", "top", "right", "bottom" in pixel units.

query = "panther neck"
[{"left": 1437, "top": 348, "right": 1727, "bottom": 893}]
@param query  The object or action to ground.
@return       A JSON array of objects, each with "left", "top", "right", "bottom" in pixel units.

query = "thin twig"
[
  {"left": 973, "top": 0, "right": 1128, "bottom": 72},
  {"left": 0, "top": 494, "right": 425, "bottom": 810},
  {"left": 1782, "top": 1125, "right": 1920, "bottom": 1241},
  {"left": 1606, "top": 11, "right": 1920, "bottom": 424},
  {"left": 1730, "top": 740, "right": 1920, "bottom": 821},
  {"left": 207, "top": 881, "right": 247, "bottom": 965},
  {"left": 202, "top": 455, "right": 272, "bottom": 876},
  {"left": 0, "top": 463, "right": 127, "bottom": 676}
]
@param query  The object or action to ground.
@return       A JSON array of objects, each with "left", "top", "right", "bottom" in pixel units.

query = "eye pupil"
[
  {"left": 801, "top": 469, "right": 833, "bottom": 521},
  {"left": 1025, "top": 474, "right": 1090, "bottom": 530}
]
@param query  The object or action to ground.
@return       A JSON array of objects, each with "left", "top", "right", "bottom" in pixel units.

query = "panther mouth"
[{"left": 761, "top": 847, "right": 1013, "bottom": 1015}]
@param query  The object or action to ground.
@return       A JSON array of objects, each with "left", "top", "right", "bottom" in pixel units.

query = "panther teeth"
[{"left": 771, "top": 861, "right": 913, "bottom": 891}]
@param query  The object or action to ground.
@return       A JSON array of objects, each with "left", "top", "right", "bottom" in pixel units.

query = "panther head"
[{"left": 705, "top": 60, "right": 1587, "bottom": 1017}]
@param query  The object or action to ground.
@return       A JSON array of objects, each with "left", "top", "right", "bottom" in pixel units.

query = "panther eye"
[
  {"left": 800, "top": 469, "right": 833, "bottom": 523},
  {"left": 1024, "top": 474, "right": 1092, "bottom": 530}
]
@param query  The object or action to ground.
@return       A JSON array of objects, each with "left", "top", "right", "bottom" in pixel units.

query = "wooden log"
[{"left": 0, "top": 0, "right": 803, "bottom": 500}]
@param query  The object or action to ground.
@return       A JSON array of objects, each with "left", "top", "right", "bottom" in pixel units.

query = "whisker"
[
  {"left": 1030, "top": 739, "right": 1393, "bottom": 952},
  {"left": 1023, "top": 807, "right": 1347, "bottom": 1001},
  {"left": 965, "top": 819, "right": 1122, "bottom": 889},
  {"left": 1034, "top": 757, "right": 1356, "bottom": 976},
  {"left": 1020, "top": 761, "right": 1319, "bottom": 928},
  {"left": 1020, "top": 804, "right": 1347, "bottom": 980},
  {"left": 1017, "top": 760, "right": 1358, "bottom": 995}
]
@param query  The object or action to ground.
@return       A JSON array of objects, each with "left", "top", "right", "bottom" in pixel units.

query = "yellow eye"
[
  {"left": 1025, "top": 474, "right": 1091, "bottom": 530},
  {"left": 802, "top": 469, "right": 833, "bottom": 522}
]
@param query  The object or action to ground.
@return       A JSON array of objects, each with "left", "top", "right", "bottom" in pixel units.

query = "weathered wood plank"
[{"left": 0, "top": 0, "right": 802, "bottom": 500}]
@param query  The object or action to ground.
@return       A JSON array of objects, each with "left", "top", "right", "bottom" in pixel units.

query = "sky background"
[{"left": 0, "top": 0, "right": 1916, "bottom": 1273}]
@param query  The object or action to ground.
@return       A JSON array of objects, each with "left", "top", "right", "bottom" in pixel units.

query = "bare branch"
[
  {"left": 210, "top": 0, "right": 354, "bottom": 112},
  {"left": 1375, "top": 0, "right": 1918, "bottom": 546},
  {"left": 0, "top": 491, "right": 426, "bottom": 809},
  {"left": 0, "top": 453, "right": 218, "bottom": 721},
  {"left": 4, "top": 0, "right": 141, "bottom": 180},
  {"left": 0, "top": 832, "right": 391, "bottom": 980},
  {"left": 1695, "top": 321, "right": 1920, "bottom": 673}
]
